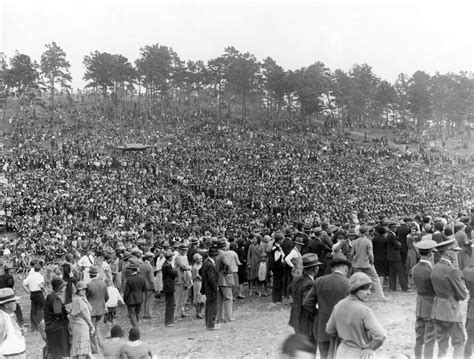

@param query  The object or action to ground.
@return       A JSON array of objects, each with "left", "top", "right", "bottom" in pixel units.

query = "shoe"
[
  {"left": 165, "top": 324, "right": 175, "bottom": 327},
  {"left": 207, "top": 324, "right": 221, "bottom": 330},
  {"left": 237, "top": 295, "right": 245, "bottom": 299},
  {"left": 196, "top": 314, "right": 204, "bottom": 319}
]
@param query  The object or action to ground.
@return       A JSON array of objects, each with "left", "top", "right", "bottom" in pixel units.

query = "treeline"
[{"left": 1, "top": 42, "right": 473, "bottom": 134}]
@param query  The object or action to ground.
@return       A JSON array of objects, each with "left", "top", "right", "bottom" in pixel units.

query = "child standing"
[{"left": 105, "top": 278, "right": 124, "bottom": 326}]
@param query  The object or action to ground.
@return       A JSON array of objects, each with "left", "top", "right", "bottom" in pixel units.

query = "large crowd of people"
[{"left": 0, "top": 109, "right": 473, "bottom": 358}]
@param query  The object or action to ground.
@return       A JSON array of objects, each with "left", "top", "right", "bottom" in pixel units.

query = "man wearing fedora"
[
  {"left": 430, "top": 237, "right": 467, "bottom": 358},
  {"left": 201, "top": 246, "right": 220, "bottom": 330},
  {"left": 303, "top": 252, "right": 351, "bottom": 359},
  {"left": 0, "top": 288, "right": 26, "bottom": 358},
  {"left": 216, "top": 238, "right": 235, "bottom": 323},
  {"left": 288, "top": 253, "right": 324, "bottom": 345},
  {"left": 386, "top": 220, "right": 409, "bottom": 292},
  {"left": 0, "top": 263, "right": 24, "bottom": 327},
  {"left": 123, "top": 262, "right": 146, "bottom": 327},
  {"left": 412, "top": 239, "right": 437, "bottom": 359},
  {"left": 140, "top": 252, "right": 155, "bottom": 319}
]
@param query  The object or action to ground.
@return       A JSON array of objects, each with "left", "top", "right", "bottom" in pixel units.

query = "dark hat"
[
  {"left": 348, "top": 228, "right": 357, "bottom": 236},
  {"left": 303, "top": 224, "right": 313, "bottom": 233},
  {"left": 329, "top": 253, "right": 352, "bottom": 268},
  {"left": 435, "top": 237, "right": 461, "bottom": 253},
  {"left": 454, "top": 222, "right": 466, "bottom": 231},
  {"left": 388, "top": 219, "right": 399, "bottom": 227},
  {"left": 461, "top": 216, "right": 471, "bottom": 223},
  {"left": 89, "top": 266, "right": 99, "bottom": 275},
  {"left": 51, "top": 278, "right": 65, "bottom": 292},
  {"left": 302, "top": 253, "right": 323, "bottom": 268},
  {"left": 144, "top": 251, "right": 154, "bottom": 258},
  {"left": 273, "top": 231, "right": 285, "bottom": 241},
  {"left": 216, "top": 238, "right": 227, "bottom": 249},
  {"left": 294, "top": 238, "right": 305, "bottom": 246},
  {"left": 3, "top": 263, "right": 14, "bottom": 271},
  {"left": 65, "top": 253, "right": 74, "bottom": 261},
  {"left": 128, "top": 262, "right": 139, "bottom": 270},
  {"left": 285, "top": 227, "right": 296, "bottom": 237},
  {"left": 189, "top": 237, "right": 199, "bottom": 245},
  {"left": 321, "top": 221, "right": 329, "bottom": 228},
  {"left": 208, "top": 247, "right": 219, "bottom": 257},
  {"left": 122, "top": 252, "right": 132, "bottom": 260}
]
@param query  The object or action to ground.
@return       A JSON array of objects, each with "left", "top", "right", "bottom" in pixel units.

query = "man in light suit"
[
  {"left": 173, "top": 243, "right": 192, "bottom": 319},
  {"left": 303, "top": 253, "right": 350, "bottom": 359},
  {"left": 140, "top": 252, "right": 155, "bottom": 319},
  {"left": 430, "top": 238, "right": 467, "bottom": 358},
  {"left": 412, "top": 239, "right": 437, "bottom": 359},
  {"left": 87, "top": 266, "right": 108, "bottom": 353},
  {"left": 216, "top": 239, "right": 235, "bottom": 323},
  {"left": 352, "top": 225, "right": 388, "bottom": 301}
]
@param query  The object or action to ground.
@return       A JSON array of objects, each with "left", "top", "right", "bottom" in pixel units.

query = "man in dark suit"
[
  {"left": 162, "top": 249, "right": 177, "bottom": 327},
  {"left": 123, "top": 262, "right": 146, "bottom": 327},
  {"left": 412, "top": 239, "right": 437, "bottom": 359},
  {"left": 431, "top": 238, "right": 467, "bottom": 358},
  {"left": 386, "top": 220, "right": 409, "bottom": 291},
  {"left": 303, "top": 252, "right": 350, "bottom": 359},
  {"left": 87, "top": 266, "right": 109, "bottom": 353},
  {"left": 281, "top": 228, "right": 295, "bottom": 299},
  {"left": 304, "top": 228, "right": 332, "bottom": 277},
  {"left": 288, "top": 253, "right": 323, "bottom": 346},
  {"left": 201, "top": 246, "right": 219, "bottom": 330},
  {"left": 270, "top": 232, "right": 285, "bottom": 304},
  {"left": 396, "top": 217, "right": 412, "bottom": 277}
]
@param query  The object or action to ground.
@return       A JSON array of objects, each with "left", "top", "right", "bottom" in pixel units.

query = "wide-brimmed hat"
[
  {"left": 273, "top": 231, "right": 285, "bottom": 241},
  {"left": 189, "top": 237, "right": 199, "bottom": 245},
  {"left": 435, "top": 237, "right": 461, "bottom": 252},
  {"left": 216, "top": 238, "right": 227, "bottom": 249},
  {"left": 89, "top": 266, "right": 99, "bottom": 275},
  {"left": 329, "top": 253, "right": 352, "bottom": 268},
  {"left": 302, "top": 253, "right": 323, "bottom": 268},
  {"left": 0, "top": 288, "right": 19, "bottom": 305},
  {"left": 208, "top": 247, "right": 219, "bottom": 257},
  {"left": 349, "top": 272, "right": 372, "bottom": 292},
  {"left": 294, "top": 238, "right": 305, "bottom": 246},
  {"left": 3, "top": 263, "right": 14, "bottom": 271}
]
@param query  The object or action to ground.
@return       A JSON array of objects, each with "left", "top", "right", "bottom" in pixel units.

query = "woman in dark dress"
[{"left": 44, "top": 278, "right": 70, "bottom": 359}]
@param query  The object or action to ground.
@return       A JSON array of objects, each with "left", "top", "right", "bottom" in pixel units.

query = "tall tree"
[
  {"left": 40, "top": 42, "right": 71, "bottom": 122},
  {"left": 206, "top": 56, "right": 228, "bottom": 121},
  {"left": 223, "top": 47, "right": 261, "bottom": 123},
  {"left": 261, "top": 57, "right": 287, "bottom": 122},
  {"left": 83, "top": 51, "right": 115, "bottom": 113},
  {"left": 374, "top": 80, "right": 397, "bottom": 129},
  {"left": 7, "top": 52, "right": 40, "bottom": 117},
  {"left": 185, "top": 60, "right": 207, "bottom": 112},
  {"left": 349, "top": 64, "right": 380, "bottom": 126},
  {"left": 407, "top": 71, "right": 432, "bottom": 130}
]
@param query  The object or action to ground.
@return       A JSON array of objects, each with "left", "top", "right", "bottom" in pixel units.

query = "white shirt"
[
  {"left": 106, "top": 286, "right": 124, "bottom": 308},
  {"left": 78, "top": 255, "right": 94, "bottom": 269},
  {"left": 23, "top": 271, "right": 44, "bottom": 292}
]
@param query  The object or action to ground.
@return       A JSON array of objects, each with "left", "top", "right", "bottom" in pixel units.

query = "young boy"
[{"left": 104, "top": 278, "right": 124, "bottom": 326}]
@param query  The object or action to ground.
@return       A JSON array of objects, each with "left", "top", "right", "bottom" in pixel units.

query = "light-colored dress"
[
  {"left": 191, "top": 263, "right": 205, "bottom": 304},
  {"left": 70, "top": 295, "right": 92, "bottom": 356}
]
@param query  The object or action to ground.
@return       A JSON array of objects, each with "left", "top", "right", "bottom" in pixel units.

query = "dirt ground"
[{"left": 18, "top": 283, "right": 422, "bottom": 359}]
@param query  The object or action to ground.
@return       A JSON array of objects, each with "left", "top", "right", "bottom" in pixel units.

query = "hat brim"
[
  {"left": 0, "top": 296, "right": 20, "bottom": 305},
  {"left": 303, "top": 261, "right": 324, "bottom": 268},
  {"left": 329, "top": 258, "right": 352, "bottom": 268}
]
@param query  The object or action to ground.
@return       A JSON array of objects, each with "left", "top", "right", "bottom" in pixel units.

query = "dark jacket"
[
  {"left": 123, "top": 273, "right": 146, "bottom": 305},
  {"left": 396, "top": 224, "right": 410, "bottom": 255},
  {"left": 386, "top": 230, "right": 401, "bottom": 262},
  {"left": 289, "top": 274, "right": 315, "bottom": 341},
  {"left": 201, "top": 257, "right": 218, "bottom": 300},
  {"left": 303, "top": 271, "right": 349, "bottom": 343},
  {"left": 162, "top": 261, "right": 177, "bottom": 294}
]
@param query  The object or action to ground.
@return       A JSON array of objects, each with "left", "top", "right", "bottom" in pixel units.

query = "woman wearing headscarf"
[
  {"left": 326, "top": 272, "right": 386, "bottom": 359},
  {"left": 44, "top": 278, "right": 70, "bottom": 359},
  {"left": 70, "top": 281, "right": 95, "bottom": 359}
]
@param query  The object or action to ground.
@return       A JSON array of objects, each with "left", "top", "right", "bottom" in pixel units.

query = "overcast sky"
[{"left": 1, "top": 0, "right": 473, "bottom": 89}]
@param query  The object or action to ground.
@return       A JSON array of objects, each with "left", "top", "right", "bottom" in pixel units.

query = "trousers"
[
  {"left": 30, "top": 291, "right": 45, "bottom": 331},
  {"left": 464, "top": 318, "right": 474, "bottom": 358},
  {"left": 388, "top": 259, "right": 408, "bottom": 291},
  {"left": 217, "top": 286, "right": 233, "bottom": 322},
  {"left": 272, "top": 268, "right": 283, "bottom": 303},
  {"left": 414, "top": 317, "right": 435, "bottom": 359},
  {"left": 127, "top": 304, "right": 142, "bottom": 327},
  {"left": 142, "top": 290, "right": 154, "bottom": 317},
  {"left": 434, "top": 319, "right": 465, "bottom": 358},
  {"left": 205, "top": 293, "right": 218, "bottom": 329},
  {"left": 174, "top": 284, "right": 189, "bottom": 318},
  {"left": 164, "top": 292, "right": 175, "bottom": 325}
]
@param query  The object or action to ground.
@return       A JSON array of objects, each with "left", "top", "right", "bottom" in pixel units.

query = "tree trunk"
[
  {"left": 50, "top": 75, "right": 55, "bottom": 123},
  {"left": 2, "top": 96, "right": 7, "bottom": 123},
  {"left": 242, "top": 92, "right": 247, "bottom": 124}
]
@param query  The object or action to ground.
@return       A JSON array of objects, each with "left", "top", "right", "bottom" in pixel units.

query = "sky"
[{"left": 1, "top": 0, "right": 473, "bottom": 90}]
